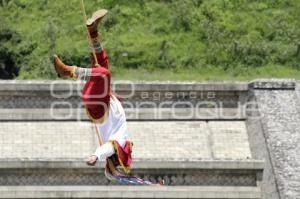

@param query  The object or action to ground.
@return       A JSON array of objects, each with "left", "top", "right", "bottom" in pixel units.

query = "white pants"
[{"left": 93, "top": 95, "right": 129, "bottom": 160}]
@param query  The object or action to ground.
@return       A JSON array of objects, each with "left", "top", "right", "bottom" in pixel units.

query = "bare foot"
[{"left": 86, "top": 155, "right": 98, "bottom": 166}]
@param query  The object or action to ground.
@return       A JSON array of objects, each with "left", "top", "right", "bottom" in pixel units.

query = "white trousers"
[{"left": 93, "top": 95, "right": 129, "bottom": 160}]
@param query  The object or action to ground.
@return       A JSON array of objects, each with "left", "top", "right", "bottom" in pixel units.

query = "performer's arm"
[
  {"left": 93, "top": 142, "right": 115, "bottom": 160},
  {"left": 93, "top": 137, "right": 127, "bottom": 161}
]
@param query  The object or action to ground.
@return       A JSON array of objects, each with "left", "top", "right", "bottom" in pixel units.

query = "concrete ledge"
[
  {"left": 0, "top": 108, "right": 245, "bottom": 121},
  {"left": 0, "top": 80, "right": 247, "bottom": 110},
  {"left": 0, "top": 186, "right": 261, "bottom": 198},
  {"left": 249, "top": 79, "right": 295, "bottom": 90},
  {"left": 0, "top": 159, "right": 264, "bottom": 170},
  {"left": 0, "top": 80, "right": 249, "bottom": 92},
  {"left": 1, "top": 79, "right": 294, "bottom": 92},
  {"left": 0, "top": 159, "right": 263, "bottom": 186}
]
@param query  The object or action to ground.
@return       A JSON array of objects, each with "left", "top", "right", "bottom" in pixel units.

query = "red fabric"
[
  {"left": 90, "top": 49, "right": 108, "bottom": 69},
  {"left": 109, "top": 141, "right": 133, "bottom": 171},
  {"left": 82, "top": 49, "right": 111, "bottom": 119},
  {"left": 83, "top": 48, "right": 123, "bottom": 119},
  {"left": 89, "top": 30, "right": 98, "bottom": 39},
  {"left": 82, "top": 67, "right": 111, "bottom": 119}
]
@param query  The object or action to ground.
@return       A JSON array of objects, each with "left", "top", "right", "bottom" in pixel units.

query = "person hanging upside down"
[{"left": 53, "top": 9, "right": 132, "bottom": 174}]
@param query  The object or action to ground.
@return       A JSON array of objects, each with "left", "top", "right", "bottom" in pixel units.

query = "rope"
[
  {"left": 80, "top": 0, "right": 103, "bottom": 146},
  {"left": 93, "top": 122, "right": 103, "bottom": 146},
  {"left": 80, "top": 0, "right": 103, "bottom": 149}
]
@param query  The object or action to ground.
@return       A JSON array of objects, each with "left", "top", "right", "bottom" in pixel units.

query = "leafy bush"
[{"left": 0, "top": 0, "right": 300, "bottom": 79}]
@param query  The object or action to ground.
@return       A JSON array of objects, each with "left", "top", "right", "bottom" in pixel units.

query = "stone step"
[
  {"left": 0, "top": 121, "right": 252, "bottom": 160},
  {"left": 0, "top": 159, "right": 264, "bottom": 169},
  {"left": 0, "top": 160, "right": 264, "bottom": 187},
  {"left": 0, "top": 186, "right": 261, "bottom": 199}
]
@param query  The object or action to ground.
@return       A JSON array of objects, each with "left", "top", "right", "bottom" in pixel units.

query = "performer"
[{"left": 53, "top": 9, "right": 132, "bottom": 174}]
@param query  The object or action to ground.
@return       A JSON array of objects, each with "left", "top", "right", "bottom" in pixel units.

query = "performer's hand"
[{"left": 86, "top": 155, "right": 98, "bottom": 166}]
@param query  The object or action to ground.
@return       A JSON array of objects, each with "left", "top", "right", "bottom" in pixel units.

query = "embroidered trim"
[
  {"left": 109, "top": 140, "right": 132, "bottom": 174},
  {"left": 70, "top": 66, "right": 78, "bottom": 79}
]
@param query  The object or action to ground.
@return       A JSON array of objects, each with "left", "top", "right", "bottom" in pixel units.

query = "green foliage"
[{"left": 0, "top": 0, "right": 300, "bottom": 80}]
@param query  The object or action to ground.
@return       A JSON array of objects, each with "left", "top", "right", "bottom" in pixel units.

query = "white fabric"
[
  {"left": 94, "top": 142, "right": 115, "bottom": 160},
  {"left": 76, "top": 67, "right": 92, "bottom": 81},
  {"left": 93, "top": 95, "right": 129, "bottom": 160}
]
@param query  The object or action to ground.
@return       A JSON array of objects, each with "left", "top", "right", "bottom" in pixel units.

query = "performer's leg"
[
  {"left": 53, "top": 9, "right": 109, "bottom": 77},
  {"left": 76, "top": 67, "right": 92, "bottom": 81},
  {"left": 91, "top": 37, "right": 103, "bottom": 53},
  {"left": 87, "top": 9, "right": 109, "bottom": 69},
  {"left": 53, "top": 55, "right": 77, "bottom": 78},
  {"left": 53, "top": 55, "right": 110, "bottom": 80}
]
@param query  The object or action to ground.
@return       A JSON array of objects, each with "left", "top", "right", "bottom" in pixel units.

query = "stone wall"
[
  {"left": 247, "top": 79, "right": 300, "bottom": 199},
  {"left": 0, "top": 80, "right": 299, "bottom": 198}
]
